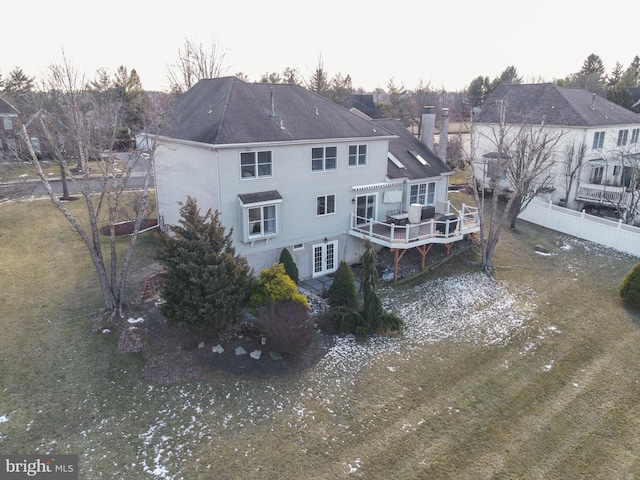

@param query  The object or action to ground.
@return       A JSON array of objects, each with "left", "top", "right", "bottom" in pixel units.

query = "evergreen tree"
[
  {"left": 620, "top": 262, "right": 640, "bottom": 308},
  {"left": 156, "top": 197, "right": 252, "bottom": 329},
  {"left": 326, "top": 261, "right": 357, "bottom": 308},
  {"left": 360, "top": 240, "right": 384, "bottom": 333},
  {"left": 279, "top": 247, "right": 299, "bottom": 284},
  {"left": 308, "top": 57, "right": 330, "bottom": 96}
]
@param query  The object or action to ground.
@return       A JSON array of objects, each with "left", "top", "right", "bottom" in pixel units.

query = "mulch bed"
[
  {"left": 113, "top": 299, "right": 335, "bottom": 384},
  {"left": 100, "top": 219, "right": 158, "bottom": 236}
]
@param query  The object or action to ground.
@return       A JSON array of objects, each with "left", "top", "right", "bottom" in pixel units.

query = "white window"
[
  {"left": 593, "top": 131, "right": 605, "bottom": 149},
  {"left": 239, "top": 191, "right": 282, "bottom": 242},
  {"left": 241, "top": 151, "right": 272, "bottom": 179},
  {"left": 3, "top": 117, "right": 13, "bottom": 130},
  {"left": 313, "top": 241, "right": 338, "bottom": 277},
  {"left": 316, "top": 194, "right": 336, "bottom": 216},
  {"left": 631, "top": 129, "right": 639, "bottom": 144},
  {"left": 348, "top": 144, "right": 367, "bottom": 166},
  {"left": 248, "top": 205, "right": 277, "bottom": 238},
  {"left": 311, "top": 146, "right": 337, "bottom": 172},
  {"left": 410, "top": 182, "right": 435, "bottom": 205},
  {"left": 617, "top": 130, "right": 629, "bottom": 147},
  {"left": 355, "top": 194, "right": 376, "bottom": 225}
]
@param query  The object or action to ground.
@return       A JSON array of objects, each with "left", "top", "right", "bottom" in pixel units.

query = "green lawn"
[{"left": 1, "top": 195, "right": 639, "bottom": 479}]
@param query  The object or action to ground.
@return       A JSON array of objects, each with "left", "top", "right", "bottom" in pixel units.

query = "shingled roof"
[
  {"left": 476, "top": 83, "right": 640, "bottom": 127},
  {"left": 0, "top": 97, "right": 19, "bottom": 115},
  {"left": 375, "top": 118, "right": 452, "bottom": 180},
  {"left": 162, "top": 77, "right": 392, "bottom": 145}
]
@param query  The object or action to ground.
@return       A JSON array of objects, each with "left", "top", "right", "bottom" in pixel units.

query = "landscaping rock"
[
  {"left": 250, "top": 350, "right": 262, "bottom": 360},
  {"left": 212, "top": 344, "right": 224, "bottom": 354},
  {"left": 235, "top": 346, "right": 247, "bottom": 356},
  {"left": 268, "top": 351, "right": 283, "bottom": 360},
  {"left": 197, "top": 341, "right": 205, "bottom": 349}
]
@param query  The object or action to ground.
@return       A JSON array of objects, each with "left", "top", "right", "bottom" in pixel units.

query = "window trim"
[
  {"left": 631, "top": 128, "right": 639, "bottom": 144},
  {"left": 348, "top": 144, "right": 367, "bottom": 167},
  {"left": 240, "top": 150, "right": 273, "bottom": 180},
  {"left": 238, "top": 193, "right": 282, "bottom": 243},
  {"left": 593, "top": 131, "right": 605, "bottom": 149},
  {"left": 409, "top": 181, "right": 436, "bottom": 206},
  {"left": 316, "top": 194, "right": 336, "bottom": 216},
  {"left": 617, "top": 129, "right": 629, "bottom": 147},
  {"left": 311, "top": 146, "right": 338, "bottom": 172}
]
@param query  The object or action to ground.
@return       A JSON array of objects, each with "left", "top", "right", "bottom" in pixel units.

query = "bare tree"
[
  {"left": 469, "top": 101, "right": 566, "bottom": 273},
  {"left": 167, "top": 37, "right": 229, "bottom": 93},
  {"left": 562, "top": 141, "right": 587, "bottom": 207},
  {"left": 19, "top": 56, "right": 163, "bottom": 319}
]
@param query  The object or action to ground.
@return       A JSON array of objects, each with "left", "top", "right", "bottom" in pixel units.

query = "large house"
[
  {"left": 473, "top": 83, "right": 640, "bottom": 222},
  {"left": 152, "top": 78, "right": 479, "bottom": 281}
]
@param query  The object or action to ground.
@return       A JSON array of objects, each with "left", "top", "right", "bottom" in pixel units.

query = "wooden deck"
[{"left": 348, "top": 205, "right": 480, "bottom": 281}]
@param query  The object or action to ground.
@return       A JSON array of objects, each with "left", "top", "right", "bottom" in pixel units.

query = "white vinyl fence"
[{"left": 518, "top": 199, "right": 640, "bottom": 257}]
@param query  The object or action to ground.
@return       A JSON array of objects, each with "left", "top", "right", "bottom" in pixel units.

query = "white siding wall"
[
  {"left": 154, "top": 141, "right": 220, "bottom": 228},
  {"left": 155, "top": 137, "right": 391, "bottom": 278}
]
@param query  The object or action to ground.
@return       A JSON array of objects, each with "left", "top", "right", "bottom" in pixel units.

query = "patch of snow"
[
  {"left": 127, "top": 317, "right": 145, "bottom": 324},
  {"left": 0, "top": 415, "right": 8, "bottom": 423}
]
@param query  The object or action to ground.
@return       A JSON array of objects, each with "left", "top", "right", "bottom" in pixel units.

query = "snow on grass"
[
  {"left": 70, "top": 272, "right": 545, "bottom": 478},
  {"left": 0, "top": 414, "right": 8, "bottom": 423}
]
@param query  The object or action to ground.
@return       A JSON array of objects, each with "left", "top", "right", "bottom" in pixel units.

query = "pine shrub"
[
  {"left": 279, "top": 247, "right": 299, "bottom": 284},
  {"left": 326, "top": 261, "right": 358, "bottom": 308},
  {"left": 620, "top": 262, "right": 640, "bottom": 308},
  {"left": 249, "top": 263, "right": 309, "bottom": 310},
  {"left": 156, "top": 197, "right": 252, "bottom": 330}
]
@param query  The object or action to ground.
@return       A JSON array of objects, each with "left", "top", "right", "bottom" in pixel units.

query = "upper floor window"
[
  {"left": 617, "top": 129, "right": 629, "bottom": 147},
  {"left": 311, "top": 146, "right": 337, "bottom": 172},
  {"left": 316, "top": 194, "right": 336, "bottom": 216},
  {"left": 238, "top": 190, "right": 282, "bottom": 242},
  {"left": 410, "top": 182, "right": 435, "bottom": 205},
  {"left": 348, "top": 144, "right": 367, "bottom": 166},
  {"left": 631, "top": 128, "right": 639, "bottom": 144},
  {"left": 241, "top": 151, "right": 272, "bottom": 179},
  {"left": 593, "top": 131, "right": 605, "bottom": 149},
  {"left": 3, "top": 117, "right": 13, "bottom": 130}
]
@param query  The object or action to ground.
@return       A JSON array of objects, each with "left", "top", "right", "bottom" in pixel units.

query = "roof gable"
[
  {"left": 376, "top": 118, "right": 451, "bottom": 180},
  {"left": 476, "top": 83, "right": 640, "bottom": 127},
  {"left": 0, "top": 97, "right": 19, "bottom": 115},
  {"left": 163, "top": 77, "right": 390, "bottom": 145}
]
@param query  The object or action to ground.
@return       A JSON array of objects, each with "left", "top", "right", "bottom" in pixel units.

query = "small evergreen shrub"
[
  {"left": 279, "top": 248, "right": 299, "bottom": 284},
  {"left": 249, "top": 263, "right": 309, "bottom": 310},
  {"left": 326, "top": 261, "right": 358, "bottom": 308},
  {"left": 331, "top": 306, "right": 365, "bottom": 334},
  {"left": 620, "top": 262, "right": 640, "bottom": 308},
  {"left": 258, "top": 301, "right": 314, "bottom": 359}
]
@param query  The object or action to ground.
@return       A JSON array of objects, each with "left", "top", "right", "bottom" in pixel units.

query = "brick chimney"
[
  {"left": 438, "top": 108, "right": 449, "bottom": 164},
  {"left": 420, "top": 106, "right": 436, "bottom": 151}
]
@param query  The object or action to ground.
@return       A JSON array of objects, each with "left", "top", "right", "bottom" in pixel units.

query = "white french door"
[{"left": 313, "top": 241, "right": 338, "bottom": 277}]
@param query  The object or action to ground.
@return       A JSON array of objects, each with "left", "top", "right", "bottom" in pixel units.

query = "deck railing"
[
  {"left": 349, "top": 203, "right": 479, "bottom": 247},
  {"left": 576, "top": 182, "right": 632, "bottom": 206}
]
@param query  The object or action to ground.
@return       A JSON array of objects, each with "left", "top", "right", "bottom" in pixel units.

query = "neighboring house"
[
  {"left": 0, "top": 97, "right": 20, "bottom": 160},
  {"left": 152, "top": 78, "right": 479, "bottom": 281},
  {"left": 473, "top": 83, "right": 640, "bottom": 222}
]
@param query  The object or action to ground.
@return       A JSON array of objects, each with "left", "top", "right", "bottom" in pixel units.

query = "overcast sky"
[{"left": 3, "top": 0, "right": 637, "bottom": 93}]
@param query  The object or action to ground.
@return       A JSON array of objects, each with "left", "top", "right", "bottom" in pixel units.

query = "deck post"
[
  {"left": 391, "top": 248, "right": 408, "bottom": 282},
  {"left": 416, "top": 244, "right": 433, "bottom": 269}
]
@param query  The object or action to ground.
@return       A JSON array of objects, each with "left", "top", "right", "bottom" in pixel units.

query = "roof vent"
[{"left": 269, "top": 87, "right": 276, "bottom": 117}]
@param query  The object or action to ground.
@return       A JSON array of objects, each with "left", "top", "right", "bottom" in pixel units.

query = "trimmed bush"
[
  {"left": 326, "top": 261, "right": 358, "bottom": 308},
  {"left": 258, "top": 301, "right": 314, "bottom": 359},
  {"left": 249, "top": 263, "right": 309, "bottom": 310},
  {"left": 279, "top": 248, "right": 299, "bottom": 284},
  {"left": 620, "top": 262, "right": 640, "bottom": 308}
]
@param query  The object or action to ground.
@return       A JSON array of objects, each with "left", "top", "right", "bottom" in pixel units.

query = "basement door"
[{"left": 313, "top": 240, "right": 338, "bottom": 277}]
